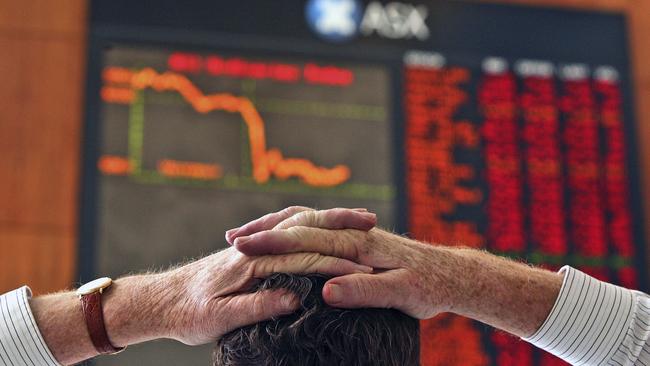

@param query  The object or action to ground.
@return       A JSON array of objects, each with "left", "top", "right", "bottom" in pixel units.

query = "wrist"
[
  {"left": 423, "top": 245, "right": 466, "bottom": 314},
  {"left": 402, "top": 241, "right": 465, "bottom": 317},
  {"left": 437, "top": 246, "right": 481, "bottom": 315},
  {"left": 435, "top": 247, "right": 564, "bottom": 337},
  {"left": 103, "top": 273, "right": 177, "bottom": 347}
]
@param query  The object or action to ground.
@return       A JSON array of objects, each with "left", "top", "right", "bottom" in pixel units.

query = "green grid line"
[
  {"left": 128, "top": 91, "right": 145, "bottom": 173},
  {"left": 143, "top": 92, "right": 387, "bottom": 121},
  {"left": 122, "top": 90, "right": 393, "bottom": 201},
  {"left": 128, "top": 171, "right": 394, "bottom": 201},
  {"left": 256, "top": 98, "right": 387, "bottom": 122}
]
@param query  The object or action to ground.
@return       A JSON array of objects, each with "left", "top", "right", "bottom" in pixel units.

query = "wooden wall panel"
[
  {"left": 487, "top": 0, "right": 628, "bottom": 10},
  {"left": 621, "top": 0, "right": 650, "bottom": 272},
  {"left": 0, "top": 231, "right": 76, "bottom": 293},
  {"left": 629, "top": 1, "right": 650, "bottom": 84},
  {"left": 0, "top": 0, "right": 86, "bottom": 294},
  {"left": 0, "top": 0, "right": 648, "bottom": 296},
  {"left": 0, "top": 37, "right": 85, "bottom": 229},
  {"left": 0, "top": 0, "right": 86, "bottom": 34}
]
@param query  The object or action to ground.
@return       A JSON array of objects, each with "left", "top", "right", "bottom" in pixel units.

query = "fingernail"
[
  {"left": 352, "top": 208, "right": 368, "bottom": 212},
  {"left": 234, "top": 236, "right": 251, "bottom": 247},
  {"left": 361, "top": 212, "right": 377, "bottom": 221},
  {"left": 325, "top": 284, "right": 342, "bottom": 303},
  {"left": 225, "top": 228, "right": 239, "bottom": 241}
]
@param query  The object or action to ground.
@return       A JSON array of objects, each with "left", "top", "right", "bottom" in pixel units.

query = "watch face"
[{"left": 77, "top": 277, "right": 113, "bottom": 296}]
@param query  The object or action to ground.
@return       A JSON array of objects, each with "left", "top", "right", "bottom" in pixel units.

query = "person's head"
[{"left": 213, "top": 273, "right": 420, "bottom": 366}]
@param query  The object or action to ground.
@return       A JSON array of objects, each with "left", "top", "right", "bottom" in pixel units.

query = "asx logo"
[{"left": 305, "top": 0, "right": 430, "bottom": 42}]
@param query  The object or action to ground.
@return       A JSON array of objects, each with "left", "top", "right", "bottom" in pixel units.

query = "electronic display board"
[{"left": 82, "top": 1, "right": 646, "bottom": 365}]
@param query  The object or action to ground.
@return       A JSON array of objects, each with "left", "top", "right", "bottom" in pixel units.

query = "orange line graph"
[
  {"left": 98, "top": 155, "right": 132, "bottom": 176},
  {"left": 101, "top": 67, "right": 351, "bottom": 187},
  {"left": 158, "top": 159, "right": 222, "bottom": 180}
]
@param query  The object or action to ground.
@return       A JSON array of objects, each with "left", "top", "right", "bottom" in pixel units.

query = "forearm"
[
  {"left": 30, "top": 274, "right": 175, "bottom": 365},
  {"left": 441, "top": 247, "right": 563, "bottom": 337}
]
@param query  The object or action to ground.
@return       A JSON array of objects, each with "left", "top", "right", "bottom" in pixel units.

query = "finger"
[
  {"left": 252, "top": 252, "right": 373, "bottom": 278},
  {"left": 221, "top": 289, "right": 299, "bottom": 332},
  {"left": 225, "top": 206, "right": 312, "bottom": 244},
  {"left": 226, "top": 206, "right": 368, "bottom": 244},
  {"left": 322, "top": 273, "right": 401, "bottom": 310},
  {"left": 234, "top": 227, "right": 362, "bottom": 260},
  {"left": 273, "top": 208, "right": 377, "bottom": 231}
]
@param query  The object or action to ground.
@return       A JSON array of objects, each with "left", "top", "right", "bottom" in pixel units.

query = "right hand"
[{"left": 228, "top": 208, "right": 459, "bottom": 320}]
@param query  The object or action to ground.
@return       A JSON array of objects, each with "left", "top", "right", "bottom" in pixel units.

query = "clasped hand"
[
  {"left": 228, "top": 208, "right": 454, "bottom": 319},
  {"left": 166, "top": 207, "right": 452, "bottom": 346}
]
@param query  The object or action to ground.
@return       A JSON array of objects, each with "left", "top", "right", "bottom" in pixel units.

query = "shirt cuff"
[
  {"left": 523, "top": 266, "right": 634, "bottom": 365},
  {"left": 0, "top": 286, "right": 61, "bottom": 366}
]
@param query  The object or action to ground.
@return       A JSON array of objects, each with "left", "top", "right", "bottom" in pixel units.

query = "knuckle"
[
  {"left": 247, "top": 257, "right": 263, "bottom": 274},
  {"left": 357, "top": 233, "right": 373, "bottom": 256},
  {"left": 287, "top": 253, "right": 324, "bottom": 273},
  {"left": 226, "top": 247, "right": 246, "bottom": 262},
  {"left": 263, "top": 210, "right": 279, "bottom": 221},
  {"left": 329, "top": 257, "right": 347, "bottom": 271},
  {"left": 322, "top": 209, "right": 342, "bottom": 227},
  {"left": 329, "top": 207, "right": 348, "bottom": 218},
  {"left": 331, "top": 207, "right": 364, "bottom": 227},
  {"left": 300, "top": 252, "right": 323, "bottom": 268},
  {"left": 250, "top": 256, "right": 286, "bottom": 278},
  {"left": 285, "top": 225, "right": 306, "bottom": 238},
  {"left": 256, "top": 212, "right": 275, "bottom": 226},
  {"left": 250, "top": 294, "right": 266, "bottom": 318},
  {"left": 284, "top": 212, "right": 305, "bottom": 227},
  {"left": 235, "top": 254, "right": 255, "bottom": 273},
  {"left": 334, "top": 230, "right": 364, "bottom": 259},
  {"left": 301, "top": 210, "right": 318, "bottom": 226},
  {"left": 285, "top": 206, "right": 310, "bottom": 215},
  {"left": 275, "top": 209, "right": 313, "bottom": 230}
]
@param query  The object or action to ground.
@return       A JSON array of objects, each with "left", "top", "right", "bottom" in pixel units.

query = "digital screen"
[
  {"left": 404, "top": 54, "right": 640, "bottom": 366},
  {"left": 97, "top": 48, "right": 395, "bottom": 275},
  {"left": 92, "top": 47, "right": 395, "bottom": 365},
  {"left": 83, "top": 1, "right": 645, "bottom": 365}
]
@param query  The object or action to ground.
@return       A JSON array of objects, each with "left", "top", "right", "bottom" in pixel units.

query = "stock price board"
[{"left": 82, "top": 1, "right": 645, "bottom": 365}]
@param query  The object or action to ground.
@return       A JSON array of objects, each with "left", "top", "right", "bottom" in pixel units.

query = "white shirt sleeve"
[
  {"left": 524, "top": 266, "right": 650, "bottom": 366},
  {"left": 0, "top": 287, "right": 60, "bottom": 366}
]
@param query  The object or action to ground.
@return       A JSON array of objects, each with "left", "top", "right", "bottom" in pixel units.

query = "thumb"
[
  {"left": 322, "top": 273, "right": 396, "bottom": 309},
  {"left": 223, "top": 289, "right": 299, "bottom": 331}
]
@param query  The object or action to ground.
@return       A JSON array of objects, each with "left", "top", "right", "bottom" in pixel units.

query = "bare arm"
[
  {"left": 29, "top": 251, "right": 372, "bottom": 365},
  {"left": 23, "top": 208, "right": 376, "bottom": 365},
  {"left": 229, "top": 208, "right": 650, "bottom": 365},
  {"left": 438, "top": 246, "right": 563, "bottom": 337},
  {"left": 30, "top": 274, "right": 171, "bottom": 364}
]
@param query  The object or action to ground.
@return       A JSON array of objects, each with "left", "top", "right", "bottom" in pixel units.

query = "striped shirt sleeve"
[
  {"left": 524, "top": 266, "right": 650, "bottom": 366},
  {"left": 0, "top": 287, "right": 60, "bottom": 366}
]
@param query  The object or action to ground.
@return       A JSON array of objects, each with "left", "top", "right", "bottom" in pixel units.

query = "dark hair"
[{"left": 213, "top": 273, "right": 419, "bottom": 366}]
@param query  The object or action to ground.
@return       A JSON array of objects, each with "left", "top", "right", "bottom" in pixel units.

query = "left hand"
[
  {"left": 161, "top": 245, "right": 374, "bottom": 346},
  {"left": 28, "top": 207, "right": 378, "bottom": 365},
  {"left": 163, "top": 207, "right": 377, "bottom": 345}
]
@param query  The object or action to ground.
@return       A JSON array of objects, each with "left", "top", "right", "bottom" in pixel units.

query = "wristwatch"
[{"left": 76, "top": 277, "right": 126, "bottom": 354}]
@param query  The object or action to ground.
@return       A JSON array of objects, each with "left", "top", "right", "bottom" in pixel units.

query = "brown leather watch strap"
[{"left": 80, "top": 292, "right": 124, "bottom": 354}]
